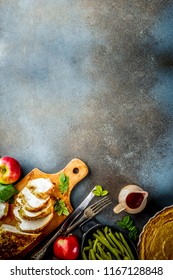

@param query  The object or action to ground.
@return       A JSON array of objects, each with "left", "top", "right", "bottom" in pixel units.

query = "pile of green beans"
[{"left": 82, "top": 226, "right": 135, "bottom": 260}]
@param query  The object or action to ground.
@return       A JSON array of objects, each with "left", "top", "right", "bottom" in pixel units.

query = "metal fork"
[{"left": 64, "top": 196, "right": 111, "bottom": 235}]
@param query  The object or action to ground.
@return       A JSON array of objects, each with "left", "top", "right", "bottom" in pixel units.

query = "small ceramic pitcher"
[{"left": 113, "top": 184, "right": 148, "bottom": 214}]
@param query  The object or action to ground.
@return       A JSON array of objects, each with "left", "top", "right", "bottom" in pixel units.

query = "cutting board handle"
[{"left": 50, "top": 158, "right": 89, "bottom": 190}]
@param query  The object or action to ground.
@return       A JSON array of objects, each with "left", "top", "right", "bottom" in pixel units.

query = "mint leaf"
[
  {"left": 96, "top": 185, "right": 103, "bottom": 193},
  {"left": 62, "top": 208, "right": 70, "bottom": 216},
  {"left": 0, "top": 184, "right": 18, "bottom": 202},
  {"left": 93, "top": 185, "right": 109, "bottom": 196},
  {"left": 101, "top": 190, "right": 108, "bottom": 196},
  {"left": 93, "top": 190, "right": 101, "bottom": 196},
  {"left": 117, "top": 221, "right": 127, "bottom": 228},
  {"left": 126, "top": 219, "right": 134, "bottom": 229},
  {"left": 122, "top": 215, "right": 130, "bottom": 226},
  {"left": 117, "top": 215, "right": 139, "bottom": 241},
  {"left": 59, "top": 173, "right": 66, "bottom": 183},
  {"left": 58, "top": 173, "right": 69, "bottom": 194},
  {"left": 59, "top": 183, "right": 69, "bottom": 194},
  {"left": 54, "top": 199, "right": 69, "bottom": 216}
]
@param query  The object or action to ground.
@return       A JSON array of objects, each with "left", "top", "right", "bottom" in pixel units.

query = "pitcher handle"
[{"left": 113, "top": 203, "right": 125, "bottom": 214}]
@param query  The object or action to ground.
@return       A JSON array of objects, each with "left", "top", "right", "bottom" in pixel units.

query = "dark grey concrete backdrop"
[{"left": 1, "top": 0, "right": 173, "bottom": 230}]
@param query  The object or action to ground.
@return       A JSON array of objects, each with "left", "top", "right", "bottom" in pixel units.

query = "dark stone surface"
[{"left": 1, "top": 0, "right": 173, "bottom": 240}]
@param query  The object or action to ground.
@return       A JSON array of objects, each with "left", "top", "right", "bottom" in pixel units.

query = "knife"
[{"left": 30, "top": 186, "right": 96, "bottom": 260}]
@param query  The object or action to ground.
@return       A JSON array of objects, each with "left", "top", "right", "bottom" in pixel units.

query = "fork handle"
[
  {"left": 31, "top": 245, "right": 49, "bottom": 260},
  {"left": 63, "top": 215, "right": 87, "bottom": 235},
  {"left": 30, "top": 226, "right": 65, "bottom": 260}
]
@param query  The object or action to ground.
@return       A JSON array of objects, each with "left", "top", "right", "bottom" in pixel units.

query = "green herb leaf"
[
  {"left": 117, "top": 215, "right": 139, "bottom": 241},
  {"left": 59, "top": 183, "right": 69, "bottom": 194},
  {"left": 58, "top": 173, "right": 69, "bottom": 194},
  {"left": 62, "top": 208, "right": 70, "bottom": 216},
  {"left": 54, "top": 199, "right": 69, "bottom": 216},
  {"left": 117, "top": 221, "right": 127, "bottom": 228},
  {"left": 128, "top": 231, "right": 138, "bottom": 241},
  {"left": 93, "top": 185, "right": 109, "bottom": 196},
  {"left": 92, "top": 190, "right": 100, "bottom": 196},
  {"left": 126, "top": 219, "right": 134, "bottom": 229},
  {"left": 129, "top": 225, "right": 137, "bottom": 233},
  {"left": 101, "top": 190, "right": 109, "bottom": 196},
  {"left": 122, "top": 215, "right": 130, "bottom": 226},
  {"left": 0, "top": 184, "right": 18, "bottom": 203},
  {"left": 128, "top": 231, "right": 134, "bottom": 239},
  {"left": 96, "top": 185, "right": 103, "bottom": 193},
  {"left": 59, "top": 173, "right": 66, "bottom": 183}
]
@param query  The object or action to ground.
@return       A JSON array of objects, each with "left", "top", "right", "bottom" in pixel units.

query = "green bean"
[
  {"left": 96, "top": 229, "right": 106, "bottom": 239},
  {"left": 96, "top": 243, "right": 112, "bottom": 260},
  {"left": 95, "top": 253, "right": 103, "bottom": 260},
  {"left": 108, "top": 230, "right": 125, "bottom": 254},
  {"left": 88, "top": 239, "right": 93, "bottom": 248},
  {"left": 82, "top": 250, "right": 88, "bottom": 260},
  {"left": 115, "top": 231, "right": 121, "bottom": 240},
  {"left": 121, "top": 244, "right": 131, "bottom": 259},
  {"left": 104, "top": 226, "right": 109, "bottom": 235},
  {"left": 93, "top": 233, "right": 109, "bottom": 246},
  {"left": 83, "top": 245, "right": 91, "bottom": 251},
  {"left": 88, "top": 249, "right": 92, "bottom": 260},
  {"left": 107, "top": 251, "right": 113, "bottom": 259},
  {"left": 89, "top": 248, "right": 96, "bottom": 260},
  {"left": 119, "top": 232, "right": 135, "bottom": 260},
  {"left": 93, "top": 233, "right": 121, "bottom": 260},
  {"left": 93, "top": 238, "right": 98, "bottom": 252},
  {"left": 124, "top": 256, "right": 130, "bottom": 260},
  {"left": 105, "top": 231, "right": 116, "bottom": 248}
]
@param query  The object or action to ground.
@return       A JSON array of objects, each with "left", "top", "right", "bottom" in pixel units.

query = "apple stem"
[{"left": 0, "top": 167, "right": 7, "bottom": 173}]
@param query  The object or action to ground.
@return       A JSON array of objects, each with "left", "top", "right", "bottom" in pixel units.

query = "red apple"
[
  {"left": 53, "top": 234, "right": 80, "bottom": 260},
  {"left": 0, "top": 156, "right": 21, "bottom": 184}
]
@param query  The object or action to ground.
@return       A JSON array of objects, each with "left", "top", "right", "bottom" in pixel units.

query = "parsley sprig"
[
  {"left": 117, "top": 215, "right": 139, "bottom": 241},
  {"left": 58, "top": 173, "right": 69, "bottom": 194},
  {"left": 54, "top": 199, "right": 69, "bottom": 216},
  {"left": 92, "top": 185, "right": 108, "bottom": 196}
]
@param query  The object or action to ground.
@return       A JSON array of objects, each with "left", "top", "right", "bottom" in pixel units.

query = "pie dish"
[{"left": 138, "top": 205, "right": 173, "bottom": 259}]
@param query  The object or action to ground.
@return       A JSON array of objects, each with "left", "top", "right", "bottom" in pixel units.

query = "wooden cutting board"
[{"left": 0, "top": 158, "right": 89, "bottom": 258}]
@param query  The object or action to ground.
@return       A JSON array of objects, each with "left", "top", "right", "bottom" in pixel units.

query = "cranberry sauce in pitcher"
[{"left": 126, "top": 192, "right": 144, "bottom": 209}]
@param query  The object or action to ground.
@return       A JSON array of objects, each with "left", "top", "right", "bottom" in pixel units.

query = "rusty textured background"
[{"left": 1, "top": 0, "right": 173, "bottom": 241}]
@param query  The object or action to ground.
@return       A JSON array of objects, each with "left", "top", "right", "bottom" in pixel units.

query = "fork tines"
[
  {"left": 63, "top": 196, "right": 112, "bottom": 235},
  {"left": 90, "top": 196, "right": 111, "bottom": 214}
]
